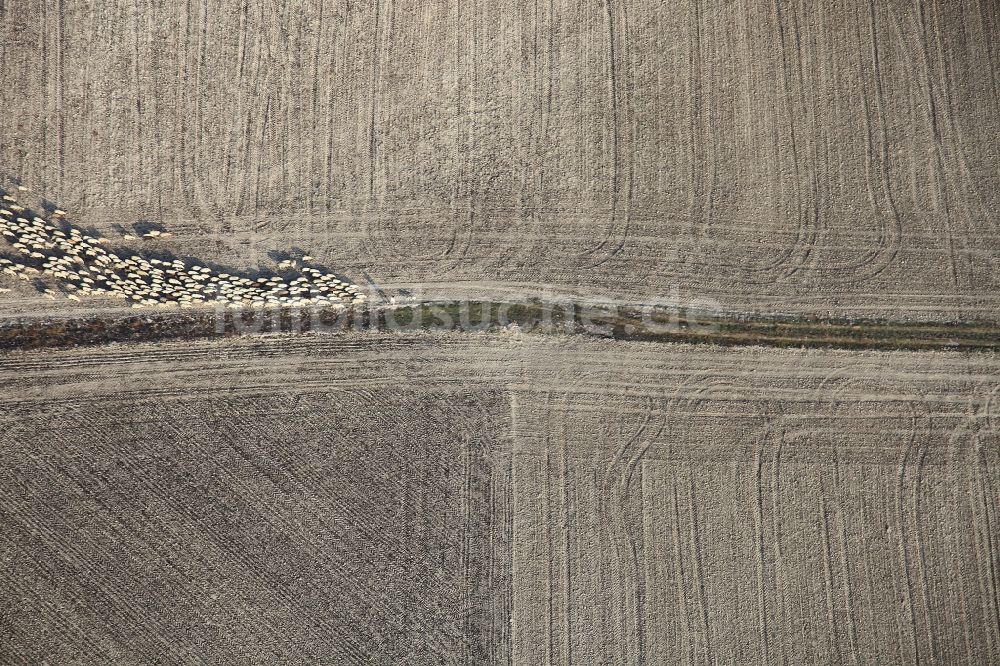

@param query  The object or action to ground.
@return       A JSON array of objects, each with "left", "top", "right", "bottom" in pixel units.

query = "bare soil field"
[
  {"left": 1, "top": 0, "right": 999, "bottom": 322},
  {"left": 0, "top": 335, "right": 514, "bottom": 664},
  {"left": 2, "top": 1, "right": 999, "bottom": 664},
  {"left": 0, "top": 332, "right": 998, "bottom": 663}
]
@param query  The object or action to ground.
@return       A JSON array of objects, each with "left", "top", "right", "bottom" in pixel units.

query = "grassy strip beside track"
[{"left": 0, "top": 299, "right": 997, "bottom": 352}]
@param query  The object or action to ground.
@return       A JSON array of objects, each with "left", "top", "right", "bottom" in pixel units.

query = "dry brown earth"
[
  {"left": 1, "top": 0, "right": 999, "bottom": 322},
  {"left": 2, "top": 0, "right": 999, "bottom": 663},
  {"left": 0, "top": 332, "right": 998, "bottom": 663}
]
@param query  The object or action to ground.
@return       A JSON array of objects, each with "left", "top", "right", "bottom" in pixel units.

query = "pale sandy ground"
[
  {"left": 1, "top": 0, "right": 999, "bottom": 322},
  {"left": 0, "top": 332, "right": 998, "bottom": 664}
]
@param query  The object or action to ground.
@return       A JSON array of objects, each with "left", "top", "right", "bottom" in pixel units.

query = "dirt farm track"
[{"left": 1, "top": 0, "right": 999, "bottom": 663}]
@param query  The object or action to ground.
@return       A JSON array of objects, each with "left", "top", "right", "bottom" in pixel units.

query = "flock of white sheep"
[{"left": 0, "top": 188, "right": 366, "bottom": 309}]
